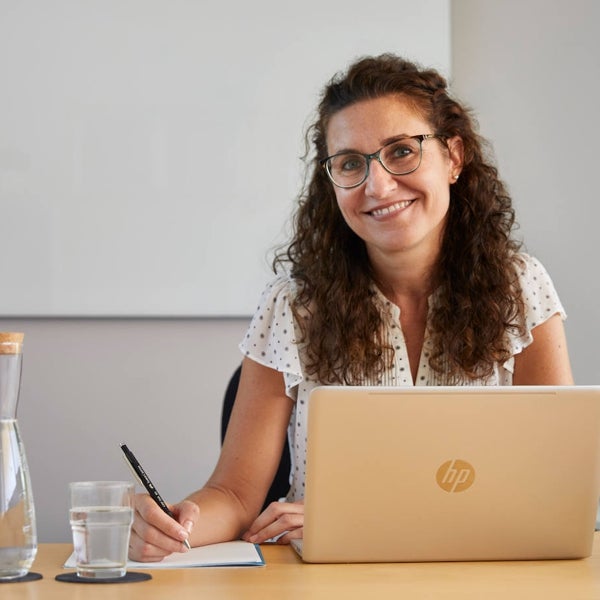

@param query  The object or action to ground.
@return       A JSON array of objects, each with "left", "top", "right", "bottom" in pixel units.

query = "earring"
[{"left": 454, "top": 174, "right": 459, "bottom": 180}]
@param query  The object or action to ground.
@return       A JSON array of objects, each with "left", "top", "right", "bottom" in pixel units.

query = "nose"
[{"left": 364, "top": 158, "right": 397, "bottom": 198}]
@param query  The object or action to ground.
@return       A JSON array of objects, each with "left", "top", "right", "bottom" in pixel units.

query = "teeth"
[{"left": 370, "top": 200, "right": 413, "bottom": 217}]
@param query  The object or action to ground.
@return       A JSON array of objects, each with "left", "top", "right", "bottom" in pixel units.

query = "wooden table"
[{"left": 4, "top": 535, "right": 600, "bottom": 600}]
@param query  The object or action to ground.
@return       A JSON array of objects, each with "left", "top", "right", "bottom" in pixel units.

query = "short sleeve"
[
  {"left": 239, "top": 276, "right": 304, "bottom": 397},
  {"left": 503, "top": 253, "right": 567, "bottom": 372}
]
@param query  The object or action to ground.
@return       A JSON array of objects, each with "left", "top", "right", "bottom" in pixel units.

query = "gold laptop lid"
[{"left": 301, "top": 386, "right": 600, "bottom": 563}]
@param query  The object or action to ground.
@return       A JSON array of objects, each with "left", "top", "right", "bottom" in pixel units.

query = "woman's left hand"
[{"left": 241, "top": 500, "right": 304, "bottom": 544}]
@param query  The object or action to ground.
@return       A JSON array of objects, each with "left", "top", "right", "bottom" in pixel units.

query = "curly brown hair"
[{"left": 273, "top": 54, "right": 525, "bottom": 384}]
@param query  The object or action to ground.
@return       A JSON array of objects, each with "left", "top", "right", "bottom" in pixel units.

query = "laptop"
[{"left": 291, "top": 385, "right": 600, "bottom": 563}]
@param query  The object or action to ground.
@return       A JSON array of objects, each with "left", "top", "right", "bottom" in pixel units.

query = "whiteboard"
[{"left": 0, "top": 0, "right": 450, "bottom": 316}]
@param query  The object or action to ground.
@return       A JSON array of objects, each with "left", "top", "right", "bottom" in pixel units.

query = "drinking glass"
[{"left": 69, "top": 481, "right": 134, "bottom": 579}]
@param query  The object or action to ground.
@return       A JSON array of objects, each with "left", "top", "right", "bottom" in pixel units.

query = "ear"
[{"left": 446, "top": 136, "right": 464, "bottom": 183}]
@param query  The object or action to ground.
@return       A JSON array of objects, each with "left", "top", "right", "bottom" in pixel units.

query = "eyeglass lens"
[{"left": 326, "top": 137, "right": 423, "bottom": 188}]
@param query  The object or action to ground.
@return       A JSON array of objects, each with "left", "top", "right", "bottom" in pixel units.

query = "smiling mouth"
[{"left": 368, "top": 200, "right": 415, "bottom": 217}]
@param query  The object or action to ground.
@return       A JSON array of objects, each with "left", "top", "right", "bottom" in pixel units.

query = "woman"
[{"left": 129, "top": 54, "right": 573, "bottom": 561}]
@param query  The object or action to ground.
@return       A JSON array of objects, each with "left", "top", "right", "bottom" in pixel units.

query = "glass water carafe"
[{"left": 0, "top": 332, "right": 37, "bottom": 579}]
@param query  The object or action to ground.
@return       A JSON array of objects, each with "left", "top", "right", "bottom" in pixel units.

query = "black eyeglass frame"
[{"left": 320, "top": 133, "right": 444, "bottom": 189}]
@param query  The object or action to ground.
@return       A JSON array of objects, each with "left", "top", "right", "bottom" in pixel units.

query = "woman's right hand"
[{"left": 128, "top": 493, "right": 198, "bottom": 562}]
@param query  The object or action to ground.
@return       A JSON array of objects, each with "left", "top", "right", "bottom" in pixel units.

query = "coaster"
[
  {"left": 0, "top": 572, "right": 43, "bottom": 583},
  {"left": 55, "top": 571, "right": 152, "bottom": 584}
]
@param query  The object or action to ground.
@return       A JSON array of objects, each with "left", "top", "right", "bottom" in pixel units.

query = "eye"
[
  {"left": 337, "top": 154, "right": 365, "bottom": 173},
  {"left": 387, "top": 141, "right": 416, "bottom": 160}
]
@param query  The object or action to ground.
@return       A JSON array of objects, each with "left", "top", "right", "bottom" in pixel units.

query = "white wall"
[
  {"left": 451, "top": 0, "right": 600, "bottom": 384},
  {"left": 0, "top": 0, "right": 450, "bottom": 317}
]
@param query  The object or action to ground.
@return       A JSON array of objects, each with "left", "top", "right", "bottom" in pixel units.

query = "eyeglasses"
[{"left": 321, "top": 134, "right": 442, "bottom": 189}]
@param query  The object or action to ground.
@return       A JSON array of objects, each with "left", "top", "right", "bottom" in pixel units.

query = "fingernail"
[{"left": 183, "top": 520, "right": 194, "bottom": 533}]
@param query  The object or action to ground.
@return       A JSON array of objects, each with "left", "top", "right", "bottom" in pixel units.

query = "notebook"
[{"left": 291, "top": 385, "right": 600, "bottom": 563}]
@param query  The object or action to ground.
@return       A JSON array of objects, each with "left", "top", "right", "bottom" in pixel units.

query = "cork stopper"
[{"left": 0, "top": 333, "right": 24, "bottom": 355}]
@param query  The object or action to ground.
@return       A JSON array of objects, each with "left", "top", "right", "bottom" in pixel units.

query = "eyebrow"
[{"left": 329, "top": 133, "right": 414, "bottom": 156}]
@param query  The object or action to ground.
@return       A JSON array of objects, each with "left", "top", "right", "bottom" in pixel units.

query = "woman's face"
[{"left": 325, "top": 95, "right": 462, "bottom": 265}]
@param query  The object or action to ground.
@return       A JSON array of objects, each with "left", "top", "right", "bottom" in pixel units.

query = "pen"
[{"left": 120, "top": 443, "right": 191, "bottom": 550}]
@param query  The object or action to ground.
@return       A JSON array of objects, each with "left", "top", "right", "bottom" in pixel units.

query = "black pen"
[{"left": 120, "top": 443, "right": 191, "bottom": 549}]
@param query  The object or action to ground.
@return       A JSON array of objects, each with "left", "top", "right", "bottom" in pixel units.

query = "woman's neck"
[{"left": 368, "top": 245, "right": 438, "bottom": 306}]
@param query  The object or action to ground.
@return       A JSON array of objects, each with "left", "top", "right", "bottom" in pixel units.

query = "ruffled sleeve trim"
[{"left": 239, "top": 275, "right": 304, "bottom": 398}]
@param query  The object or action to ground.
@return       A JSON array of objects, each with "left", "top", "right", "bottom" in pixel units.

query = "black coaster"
[
  {"left": 0, "top": 572, "right": 43, "bottom": 583},
  {"left": 55, "top": 571, "right": 151, "bottom": 584}
]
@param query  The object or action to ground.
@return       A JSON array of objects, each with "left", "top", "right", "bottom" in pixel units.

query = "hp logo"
[{"left": 436, "top": 459, "right": 475, "bottom": 492}]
